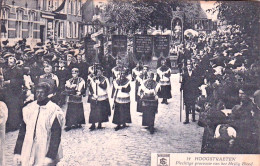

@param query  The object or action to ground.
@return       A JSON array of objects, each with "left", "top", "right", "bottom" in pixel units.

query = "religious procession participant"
[
  {"left": 111, "top": 69, "right": 132, "bottom": 131},
  {"left": 156, "top": 59, "right": 172, "bottom": 104},
  {"left": 135, "top": 65, "right": 149, "bottom": 113},
  {"left": 64, "top": 68, "right": 86, "bottom": 131},
  {"left": 132, "top": 61, "right": 143, "bottom": 81},
  {"left": 13, "top": 82, "right": 65, "bottom": 166},
  {"left": 3, "top": 55, "right": 24, "bottom": 132},
  {"left": 0, "top": 101, "right": 8, "bottom": 166},
  {"left": 139, "top": 72, "right": 160, "bottom": 134},
  {"left": 88, "top": 67, "right": 111, "bottom": 131},
  {"left": 111, "top": 58, "right": 123, "bottom": 80}
]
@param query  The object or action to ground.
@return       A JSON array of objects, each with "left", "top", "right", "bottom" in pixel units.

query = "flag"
[
  {"left": 82, "top": 0, "right": 95, "bottom": 23},
  {"left": 53, "top": 0, "right": 66, "bottom": 13}
]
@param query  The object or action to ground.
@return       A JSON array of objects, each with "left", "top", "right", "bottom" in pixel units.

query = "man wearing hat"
[
  {"left": 3, "top": 55, "right": 24, "bottom": 132},
  {"left": 111, "top": 69, "right": 132, "bottom": 131},
  {"left": 88, "top": 66, "right": 111, "bottom": 130},
  {"left": 55, "top": 58, "right": 70, "bottom": 106},
  {"left": 14, "top": 82, "right": 64, "bottom": 166}
]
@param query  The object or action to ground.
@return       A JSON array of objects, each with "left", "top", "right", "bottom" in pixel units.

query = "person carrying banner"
[
  {"left": 64, "top": 68, "right": 86, "bottom": 131},
  {"left": 88, "top": 67, "right": 111, "bottom": 131},
  {"left": 111, "top": 69, "right": 131, "bottom": 131},
  {"left": 139, "top": 72, "right": 160, "bottom": 134},
  {"left": 156, "top": 59, "right": 172, "bottom": 104}
]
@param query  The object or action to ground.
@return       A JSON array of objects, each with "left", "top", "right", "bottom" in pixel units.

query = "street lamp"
[
  {"left": 25, "top": 2, "right": 28, "bottom": 8},
  {"left": 12, "top": 0, "right": 15, "bottom": 6}
]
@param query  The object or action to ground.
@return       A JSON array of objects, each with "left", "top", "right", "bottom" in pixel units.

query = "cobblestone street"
[{"left": 5, "top": 74, "right": 204, "bottom": 166}]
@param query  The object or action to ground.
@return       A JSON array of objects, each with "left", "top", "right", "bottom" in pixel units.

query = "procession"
[{"left": 0, "top": 0, "right": 260, "bottom": 166}]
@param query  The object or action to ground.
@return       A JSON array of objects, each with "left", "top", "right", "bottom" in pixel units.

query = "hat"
[
  {"left": 3, "top": 52, "right": 15, "bottom": 58},
  {"left": 72, "top": 68, "right": 79, "bottom": 73},
  {"left": 24, "top": 48, "right": 31, "bottom": 52}
]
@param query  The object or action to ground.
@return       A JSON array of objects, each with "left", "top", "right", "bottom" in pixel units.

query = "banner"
[
  {"left": 134, "top": 35, "right": 153, "bottom": 61},
  {"left": 154, "top": 35, "right": 170, "bottom": 57},
  {"left": 84, "top": 36, "right": 96, "bottom": 64},
  {"left": 112, "top": 35, "right": 127, "bottom": 58}
]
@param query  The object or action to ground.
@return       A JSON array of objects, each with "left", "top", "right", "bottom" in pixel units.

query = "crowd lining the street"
[{"left": 0, "top": 23, "right": 259, "bottom": 165}]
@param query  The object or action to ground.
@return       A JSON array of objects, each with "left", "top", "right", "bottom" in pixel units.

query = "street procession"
[{"left": 0, "top": 0, "right": 259, "bottom": 165}]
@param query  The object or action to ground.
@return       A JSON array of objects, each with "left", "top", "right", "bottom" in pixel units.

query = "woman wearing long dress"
[{"left": 65, "top": 68, "right": 86, "bottom": 131}]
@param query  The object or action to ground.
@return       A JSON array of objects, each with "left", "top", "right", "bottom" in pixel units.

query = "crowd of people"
[
  {"left": 177, "top": 25, "right": 260, "bottom": 154},
  {"left": 0, "top": 37, "right": 173, "bottom": 165},
  {"left": 0, "top": 22, "right": 259, "bottom": 165}
]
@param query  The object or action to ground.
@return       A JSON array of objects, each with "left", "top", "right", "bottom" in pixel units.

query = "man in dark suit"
[{"left": 181, "top": 64, "right": 199, "bottom": 124}]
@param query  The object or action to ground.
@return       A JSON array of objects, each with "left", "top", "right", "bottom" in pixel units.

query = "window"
[
  {"left": 60, "top": 22, "right": 64, "bottom": 38},
  {"left": 78, "top": 0, "right": 81, "bottom": 16},
  {"left": 74, "top": 0, "right": 77, "bottom": 15},
  {"left": 54, "top": 0, "right": 58, "bottom": 10},
  {"left": 73, "top": 22, "right": 77, "bottom": 38},
  {"left": 1, "top": 8, "right": 9, "bottom": 38},
  {"left": 71, "top": 0, "right": 74, "bottom": 15},
  {"left": 68, "top": 0, "right": 71, "bottom": 14},
  {"left": 48, "top": 0, "right": 52, "bottom": 11},
  {"left": 28, "top": 11, "right": 35, "bottom": 38},
  {"left": 67, "top": 21, "right": 73, "bottom": 38},
  {"left": 16, "top": 9, "right": 23, "bottom": 38}
]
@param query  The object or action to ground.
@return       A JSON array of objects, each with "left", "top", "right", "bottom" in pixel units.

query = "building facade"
[{"left": 1, "top": 0, "right": 85, "bottom": 46}]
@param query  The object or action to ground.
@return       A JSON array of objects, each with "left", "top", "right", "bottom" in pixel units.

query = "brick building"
[{"left": 1, "top": 0, "right": 85, "bottom": 46}]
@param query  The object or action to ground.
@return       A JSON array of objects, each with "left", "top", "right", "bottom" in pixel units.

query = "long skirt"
[
  {"left": 112, "top": 102, "right": 131, "bottom": 125},
  {"left": 136, "top": 99, "right": 143, "bottom": 112},
  {"left": 89, "top": 99, "right": 111, "bottom": 123},
  {"left": 65, "top": 102, "right": 86, "bottom": 127},
  {"left": 4, "top": 93, "right": 23, "bottom": 132},
  {"left": 158, "top": 85, "right": 172, "bottom": 99},
  {"left": 142, "top": 105, "right": 158, "bottom": 127}
]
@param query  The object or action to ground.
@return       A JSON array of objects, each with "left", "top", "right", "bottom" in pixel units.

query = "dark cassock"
[
  {"left": 139, "top": 73, "right": 160, "bottom": 134},
  {"left": 181, "top": 64, "right": 199, "bottom": 124},
  {"left": 156, "top": 60, "right": 172, "bottom": 104},
  {"left": 64, "top": 68, "right": 86, "bottom": 131},
  {"left": 55, "top": 59, "right": 70, "bottom": 107},
  {"left": 135, "top": 66, "right": 149, "bottom": 112},
  {"left": 3, "top": 57, "right": 24, "bottom": 132},
  {"left": 88, "top": 70, "right": 111, "bottom": 130},
  {"left": 111, "top": 71, "right": 131, "bottom": 131}
]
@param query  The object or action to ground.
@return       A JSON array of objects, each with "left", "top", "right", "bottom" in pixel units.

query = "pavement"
[{"left": 4, "top": 74, "right": 204, "bottom": 166}]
